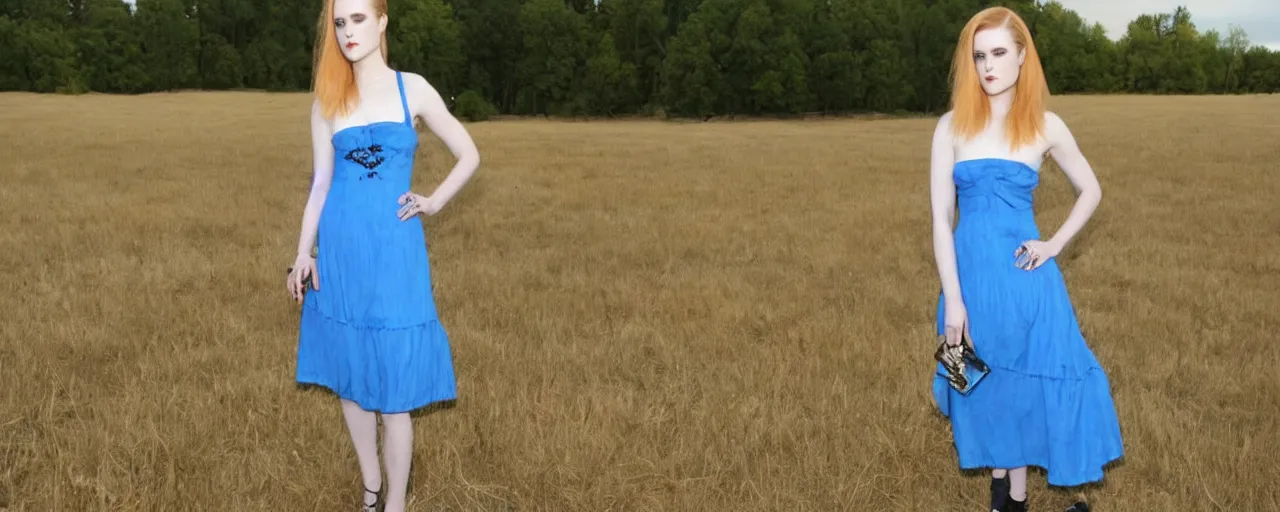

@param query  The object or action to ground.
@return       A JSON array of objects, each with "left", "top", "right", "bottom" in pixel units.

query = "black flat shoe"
[
  {"left": 990, "top": 475, "right": 1011, "bottom": 512},
  {"left": 1064, "top": 502, "right": 1090, "bottom": 512}
]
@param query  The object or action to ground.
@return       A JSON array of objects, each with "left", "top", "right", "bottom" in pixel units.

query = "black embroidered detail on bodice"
[{"left": 344, "top": 144, "right": 385, "bottom": 180}]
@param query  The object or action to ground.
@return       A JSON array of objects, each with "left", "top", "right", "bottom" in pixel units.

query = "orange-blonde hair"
[
  {"left": 311, "top": 0, "right": 390, "bottom": 120},
  {"left": 948, "top": 6, "right": 1049, "bottom": 150}
]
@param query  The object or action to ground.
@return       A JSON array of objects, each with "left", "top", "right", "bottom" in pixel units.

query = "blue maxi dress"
[{"left": 933, "top": 157, "right": 1124, "bottom": 487}]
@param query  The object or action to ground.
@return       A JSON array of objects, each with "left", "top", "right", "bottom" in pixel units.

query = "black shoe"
[
  {"left": 1064, "top": 502, "right": 1090, "bottom": 512},
  {"left": 990, "top": 475, "right": 1011, "bottom": 512},
  {"left": 1005, "top": 497, "right": 1027, "bottom": 512}
]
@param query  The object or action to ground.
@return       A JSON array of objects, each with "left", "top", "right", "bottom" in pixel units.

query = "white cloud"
[{"left": 1056, "top": 0, "right": 1280, "bottom": 49}]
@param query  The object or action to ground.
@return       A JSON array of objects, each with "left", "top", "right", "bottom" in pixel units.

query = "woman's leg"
[
  {"left": 381, "top": 412, "right": 414, "bottom": 512},
  {"left": 1008, "top": 466, "right": 1027, "bottom": 501},
  {"left": 340, "top": 399, "right": 383, "bottom": 509},
  {"left": 1005, "top": 466, "right": 1028, "bottom": 511}
]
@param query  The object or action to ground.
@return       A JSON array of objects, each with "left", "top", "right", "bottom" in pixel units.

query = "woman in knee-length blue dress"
[
  {"left": 295, "top": 70, "right": 459, "bottom": 414},
  {"left": 931, "top": 7, "right": 1123, "bottom": 512},
  {"left": 286, "top": 2, "right": 480, "bottom": 509}
]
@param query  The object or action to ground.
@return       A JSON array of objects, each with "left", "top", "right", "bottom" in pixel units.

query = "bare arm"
[
  {"left": 297, "top": 99, "right": 334, "bottom": 257},
  {"left": 407, "top": 73, "right": 480, "bottom": 207},
  {"left": 1042, "top": 112, "right": 1102, "bottom": 252},
  {"left": 930, "top": 113, "right": 962, "bottom": 303}
]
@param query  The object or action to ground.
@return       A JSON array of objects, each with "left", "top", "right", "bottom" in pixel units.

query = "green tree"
[
  {"left": 517, "top": 0, "right": 593, "bottom": 115},
  {"left": 135, "top": 0, "right": 199, "bottom": 90},
  {"left": 1, "top": 0, "right": 1277, "bottom": 115},
  {"left": 389, "top": 0, "right": 466, "bottom": 97},
  {"left": 583, "top": 32, "right": 640, "bottom": 115}
]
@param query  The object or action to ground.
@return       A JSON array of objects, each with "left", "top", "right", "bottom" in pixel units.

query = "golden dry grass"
[{"left": 1, "top": 91, "right": 1279, "bottom": 511}]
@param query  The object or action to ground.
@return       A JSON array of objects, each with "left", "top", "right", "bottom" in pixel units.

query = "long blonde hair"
[
  {"left": 311, "top": 0, "right": 390, "bottom": 120},
  {"left": 948, "top": 6, "right": 1049, "bottom": 150}
]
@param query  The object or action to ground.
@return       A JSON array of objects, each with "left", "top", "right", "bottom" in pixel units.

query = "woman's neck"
[
  {"left": 352, "top": 52, "right": 391, "bottom": 86},
  {"left": 988, "top": 86, "right": 1015, "bottom": 120}
]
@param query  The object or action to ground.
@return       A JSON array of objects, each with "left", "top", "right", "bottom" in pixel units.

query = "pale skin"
[
  {"left": 929, "top": 23, "right": 1101, "bottom": 507},
  {"left": 283, "top": 0, "right": 480, "bottom": 510}
]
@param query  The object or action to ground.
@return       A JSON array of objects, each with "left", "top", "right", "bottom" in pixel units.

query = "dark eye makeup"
[
  {"left": 973, "top": 47, "right": 1008, "bottom": 60},
  {"left": 333, "top": 13, "right": 367, "bottom": 27}
]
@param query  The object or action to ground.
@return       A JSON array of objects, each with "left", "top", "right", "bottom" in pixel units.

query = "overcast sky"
[
  {"left": 1059, "top": 0, "right": 1280, "bottom": 50},
  {"left": 118, "top": 0, "right": 1278, "bottom": 50}
]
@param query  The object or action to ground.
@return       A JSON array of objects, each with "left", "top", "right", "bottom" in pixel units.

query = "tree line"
[{"left": 2, "top": 0, "right": 1277, "bottom": 119}]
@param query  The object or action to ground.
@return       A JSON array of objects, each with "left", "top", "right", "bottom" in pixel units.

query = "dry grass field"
[{"left": 1, "top": 90, "right": 1278, "bottom": 511}]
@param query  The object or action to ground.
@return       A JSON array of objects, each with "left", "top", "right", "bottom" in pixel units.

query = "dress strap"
[{"left": 395, "top": 71, "right": 411, "bottom": 126}]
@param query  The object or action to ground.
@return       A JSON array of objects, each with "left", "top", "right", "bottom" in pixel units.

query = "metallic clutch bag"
[{"left": 934, "top": 332, "right": 990, "bottom": 395}]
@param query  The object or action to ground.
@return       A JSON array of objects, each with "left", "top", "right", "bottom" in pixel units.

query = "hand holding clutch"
[{"left": 934, "top": 331, "right": 990, "bottom": 394}]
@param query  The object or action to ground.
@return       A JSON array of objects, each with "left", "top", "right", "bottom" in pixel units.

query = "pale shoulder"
[
  {"left": 309, "top": 97, "right": 333, "bottom": 132},
  {"left": 1041, "top": 110, "right": 1076, "bottom": 148},
  {"left": 400, "top": 71, "right": 444, "bottom": 103},
  {"left": 936, "top": 110, "right": 955, "bottom": 130},
  {"left": 1042, "top": 111, "right": 1071, "bottom": 137},
  {"left": 933, "top": 110, "right": 957, "bottom": 143}
]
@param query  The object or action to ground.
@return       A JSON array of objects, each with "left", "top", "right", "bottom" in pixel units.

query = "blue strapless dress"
[{"left": 933, "top": 158, "right": 1124, "bottom": 487}]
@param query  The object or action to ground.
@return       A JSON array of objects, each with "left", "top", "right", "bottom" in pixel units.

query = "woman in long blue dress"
[
  {"left": 285, "top": 0, "right": 480, "bottom": 510},
  {"left": 930, "top": 8, "right": 1124, "bottom": 512}
]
